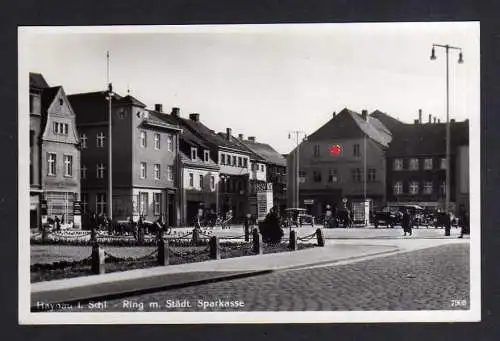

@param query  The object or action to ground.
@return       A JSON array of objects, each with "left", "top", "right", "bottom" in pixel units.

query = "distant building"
[
  {"left": 68, "top": 93, "right": 181, "bottom": 225},
  {"left": 287, "top": 108, "right": 392, "bottom": 216},
  {"left": 30, "top": 73, "right": 81, "bottom": 227}
]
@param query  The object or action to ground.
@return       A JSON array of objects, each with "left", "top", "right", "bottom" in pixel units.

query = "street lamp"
[
  {"left": 430, "top": 43, "right": 464, "bottom": 215},
  {"left": 288, "top": 131, "right": 307, "bottom": 208}
]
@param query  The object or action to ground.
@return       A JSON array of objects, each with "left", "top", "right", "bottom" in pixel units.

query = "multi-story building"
[
  {"left": 68, "top": 93, "right": 182, "bottom": 226},
  {"left": 29, "top": 73, "right": 81, "bottom": 226},
  {"left": 287, "top": 108, "right": 392, "bottom": 216},
  {"left": 383, "top": 111, "right": 469, "bottom": 213}
]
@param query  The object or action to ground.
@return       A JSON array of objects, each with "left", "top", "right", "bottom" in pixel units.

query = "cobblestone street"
[{"left": 73, "top": 243, "right": 469, "bottom": 312}]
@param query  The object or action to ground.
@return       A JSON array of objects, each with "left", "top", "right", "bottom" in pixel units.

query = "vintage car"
[
  {"left": 283, "top": 208, "right": 315, "bottom": 227},
  {"left": 372, "top": 206, "right": 402, "bottom": 228}
]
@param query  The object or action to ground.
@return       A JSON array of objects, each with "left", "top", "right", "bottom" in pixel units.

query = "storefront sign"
[{"left": 73, "top": 201, "right": 82, "bottom": 215}]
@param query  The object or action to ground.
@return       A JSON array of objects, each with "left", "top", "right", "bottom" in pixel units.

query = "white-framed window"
[
  {"left": 440, "top": 158, "right": 447, "bottom": 169},
  {"left": 81, "top": 193, "right": 88, "bottom": 214},
  {"left": 53, "top": 122, "right": 69, "bottom": 135},
  {"left": 261, "top": 164, "right": 264, "bottom": 172},
  {"left": 221, "top": 153, "right": 226, "bottom": 165},
  {"left": 96, "top": 193, "right": 106, "bottom": 215},
  {"left": 97, "top": 132, "right": 105, "bottom": 148},
  {"left": 189, "top": 173, "right": 194, "bottom": 187},
  {"left": 409, "top": 181, "right": 419, "bottom": 195},
  {"left": 64, "top": 124, "right": 68, "bottom": 135},
  {"left": 47, "top": 153, "right": 56, "bottom": 176},
  {"left": 153, "top": 193, "right": 161, "bottom": 216},
  {"left": 409, "top": 158, "right": 419, "bottom": 170},
  {"left": 80, "top": 134, "right": 87, "bottom": 149},
  {"left": 167, "top": 135, "right": 173, "bottom": 152},
  {"left": 191, "top": 147, "right": 197, "bottom": 160},
  {"left": 351, "top": 168, "right": 362, "bottom": 182},
  {"left": 353, "top": 144, "right": 360, "bottom": 157},
  {"left": 328, "top": 169, "right": 338, "bottom": 184},
  {"left": 367, "top": 168, "right": 376, "bottom": 182},
  {"left": 424, "top": 181, "right": 433, "bottom": 194},
  {"left": 243, "top": 158, "right": 248, "bottom": 168},
  {"left": 63, "top": 155, "right": 73, "bottom": 177},
  {"left": 154, "top": 133, "right": 160, "bottom": 150},
  {"left": 204, "top": 150, "right": 210, "bottom": 162},
  {"left": 313, "top": 144, "right": 320, "bottom": 157},
  {"left": 440, "top": 181, "right": 446, "bottom": 195},
  {"left": 81, "top": 165, "right": 87, "bottom": 180},
  {"left": 232, "top": 155, "right": 236, "bottom": 166},
  {"left": 140, "top": 162, "right": 147, "bottom": 179},
  {"left": 154, "top": 164, "right": 160, "bottom": 180},
  {"left": 167, "top": 165, "right": 173, "bottom": 181},
  {"left": 210, "top": 176, "right": 215, "bottom": 190},
  {"left": 199, "top": 174, "right": 204, "bottom": 189},
  {"left": 393, "top": 181, "right": 403, "bottom": 195},
  {"left": 424, "top": 158, "right": 433, "bottom": 170},
  {"left": 96, "top": 162, "right": 106, "bottom": 179},
  {"left": 140, "top": 131, "right": 147, "bottom": 148},
  {"left": 238, "top": 157, "right": 242, "bottom": 167},
  {"left": 393, "top": 158, "right": 403, "bottom": 171},
  {"left": 139, "top": 192, "right": 149, "bottom": 215}
]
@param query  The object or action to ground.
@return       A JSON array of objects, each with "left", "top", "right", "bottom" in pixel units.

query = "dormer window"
[
  {"left": 59, "top": 98, "right": 63, "bottom": 106},
  {"left": 204, "top": 150, "right": 210, "bottom": 163},
  {"left": 191, "top": 147, "right": 197, "bottom": 160}
]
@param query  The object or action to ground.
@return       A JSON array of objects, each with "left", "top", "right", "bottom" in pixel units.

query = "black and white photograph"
[{"left": 18, "top": 23, "right": 480, "bottom": 324}]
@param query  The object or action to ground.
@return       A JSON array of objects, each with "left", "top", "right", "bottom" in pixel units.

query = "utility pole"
[
  {"left": 106, "top": 51, "right": 113, "bottom": 219},
  {"left": 288, "top": 131, "right": 307, "bottom": 208}
]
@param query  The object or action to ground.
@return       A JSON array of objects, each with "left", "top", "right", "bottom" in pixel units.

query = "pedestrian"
[
  {"left": 54, "top": 215, "right": 61, "bottom": 231},
  {"left": 402, "top": 209, "right": 412, "bottom": 236},
  {"left": 458, "top": 205, "right": 469, "bottom": 238}
]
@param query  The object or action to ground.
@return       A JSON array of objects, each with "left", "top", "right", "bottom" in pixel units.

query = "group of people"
[{"left": 193, "top": 208, "right": 233, "bottom": 230}]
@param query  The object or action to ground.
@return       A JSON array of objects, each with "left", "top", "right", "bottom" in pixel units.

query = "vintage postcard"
[{"left": 18, "top": 23, "right": 480, "bottom": 324}]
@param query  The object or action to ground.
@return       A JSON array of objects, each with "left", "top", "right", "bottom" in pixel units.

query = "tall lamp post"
[
  {"left": 430, "top": 44, "right": 464, "bottom": 215},
  {"left": 288, "top": 131, "right": 307, "bottom": 208},
  {"left": 105, "top": 51, "right": 114, "bottom": 220}
]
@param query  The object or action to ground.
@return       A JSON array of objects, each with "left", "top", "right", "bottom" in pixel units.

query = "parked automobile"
[
  {"left": 373, "top": 206, "right": 401, "bottom": 228},
  {"left": 283, "top": 208, "right": 315, "bottom": 227}
]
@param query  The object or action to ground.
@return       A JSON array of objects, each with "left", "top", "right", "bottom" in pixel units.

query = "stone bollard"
[
  {"left": 252, "top": 228, "right": 263, "bottom": 255},
  {"left": 157, "top": 238, "right": 169, "bottom": 266},
  {"left": 316, "top": 228, "right": 325, "bottom": 247},
  {"left": 91, "top": 243, "right": 105, "bottom": 274},
  {"left": 192, "top": 228, "right": 200, "bottom": 246},
  {"left": 209, "top": 236, "right": 220, "bottom": 260},
  {"left": 289, "top": 230, "right": 298, "bottom": 251}
]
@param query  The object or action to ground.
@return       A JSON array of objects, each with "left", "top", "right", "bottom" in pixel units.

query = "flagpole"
[{"left": 107, "top": 51, "right": 113, "bottom": 220}]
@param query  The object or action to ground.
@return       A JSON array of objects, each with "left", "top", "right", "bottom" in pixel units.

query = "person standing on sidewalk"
[
  {"left": 458, "top": 205, "right": 470, "bottom": 238},
  {"left": 402, "top": 209, "right": 413, "bottom": 236}
]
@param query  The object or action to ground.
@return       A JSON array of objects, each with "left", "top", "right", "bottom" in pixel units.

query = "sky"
[{"left": 19, "top": 23, "right": 480, "bottom": 154}]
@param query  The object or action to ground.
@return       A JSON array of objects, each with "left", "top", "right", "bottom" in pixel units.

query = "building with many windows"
[
  {"left": 29, "top": 73, "right": 81, "bottom": 228},
  {"left": 68, "top": 94, "right": 182, "bottom": 226}
]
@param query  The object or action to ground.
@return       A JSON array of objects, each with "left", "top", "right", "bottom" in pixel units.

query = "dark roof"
[
  {"left": 41, "top": 86, "right": 61, "bottom": 114},
  {"left": 180, "top": 151, "right": 219, "bottom": 170},
  {"left": 115, "top": 95, "right": 146, "bottom": 108},
  {"left": 241, "top": 140, "right": 287, "bottom": 167},
  {"left": 68, "top": 91, "right": 112, "bottom": 124},
  {"left": 30, "top": 72, "right": 49, "bottom": 89},
  {"left": 370, "top": 110, "right": 405, "bottom": 132},
  {"left": 387, "top": 121, "right": 469, "bottom": 157},
  {"left": 307, "top": 108, "right": 392, "bottom": 147},
  {"left": 181, "top": 127, "right": 210, "bottom": 149},
  {"left": 143, "top": 110, "right": 182, "bottom": 131},
  {"left": 216, "top": 133, "right": 265, "bottom": 161}
]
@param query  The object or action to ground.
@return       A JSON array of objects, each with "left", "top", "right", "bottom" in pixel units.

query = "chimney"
[
  {"left": 226, "top": 128, "right": 232, "bottom": 140},
  {"left": 189, "top": 113, "right": 200, "bottom": 122},
  {"left": 418, "top": 109, "right": 422, "bottom": 124},
  {"left": 428, "top": 114, "right": 432, "bottom": 124},
  {"left": 433, "top": 117, "right": 437, "bottom": 124},
  {"left": 450, "top": 119, "right": 456, "bottom": 124},
  {"left": 438, "top": 119, "right": 441, "bottom": 123},
  {"left": 171, "top": 107, "right": 180, "bottom": 117},
  {"left": 332, "top": 111, "right": 336, "bottom": 118},
  {"left": 361, "top": 110, "right": 368, "bottom": 120},
  {"left": 238, "top": 133, "right": 244, "bottom": 140},
  {"left": 155, "top": 104, "right": 163, "bottom": 112},
  {"left": 414, "top": 119, "right": 419, "bottom": 124},
  {"left": 248, "top": 136, "right": 256, "bottom": 142}
]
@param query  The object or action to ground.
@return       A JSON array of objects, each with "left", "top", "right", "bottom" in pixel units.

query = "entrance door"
[{"left": 167, "top": 193, "right": 175, "bottom": 226}]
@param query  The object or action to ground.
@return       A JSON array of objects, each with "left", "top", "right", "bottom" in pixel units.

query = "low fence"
[{"left": 30, "top": 227, "right": 325, "bottom": 277}]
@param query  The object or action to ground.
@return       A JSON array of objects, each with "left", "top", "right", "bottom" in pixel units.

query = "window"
[
  {"left": 424, "top": 181, "right": 433, "bottom": 194},
  {"left": 238, "top": 157, "right": 242, "bottom": 167},
  {"left": 221, "top": 154, "right": 226, "bottom": 165},
  {"left": 119, "top": 110, "right": 125, "bottom": 119},
  {"left": 367, "top": 168, "right": 376, "bottom": 182},
  {"left": 313, "top": 144, "right": 320, "bottom": 157},
  {"left": 424, "top": 158, "right": 433, "bottom": 170},
  {"left": 328, "top": 169, "right": 338, "bottom": 184},
  {"left": 409, "top": 158, "right": 419, "bottom": 170},
  {"left": 243, "top": 158, "right": 248, "bottom": 168},
  {"left": 96, "top": 193, "right": 106, "bottom": 215},
  {"left": 153, "top": 193, "right": 161, "bottom": 216},
  {"left": 97, "top": 132, "right": 105, "bottom": 148},
  {"left": 393, "top": 181, "right": 403, "bottom": 195},
  {"left": 140, "top": 162, "right": 147, "bottom": 179},
  {"left": 393, "top": 158, "right": 403, "bottom": 171},
  {"left": 81, "top": 193, "right": 88, "bottom": 214},
  {"left": 353, "top": 144, "right": 360, "bottom": 157},
  {"left": 167, "top": 135, "right": 173, "bottom": 152},
  {"left": 80, "top": 134, "right": 87, "bottom": 149},
  {"left": 64, "top": 124, "right": 68, "bottom": 135},
  {"left": 53, "top": 122, "right": 68, "bottom": 135},
  {"left": 140, "top": 131, "right": 147, "bottom": 148},
  {"left": 199, "top": 175, "right": 204, "bottom": 189},
  {"left": 210, "top": 176, "right": 215, "bottom": 190},
  {"left": 30, "top": 94, "right": 41, "bottom": 115},
  {"left": 154, "top": 133, "right": 160, "bottom": 149},
  {"left": 81, "top": 165, "right": 87, "bottom": 180},
  {"left": 154, "top": 164, "right": 160, "bottom": 180},
  {"left": 47, "top": 153, "right": 56, "bottom": 176},
  {"left": 191, "top": 147, "right": 197, "bottom": 160},
  {"left": 189, "top": 173, "right": 194, "bottom": 187},
  {"left": 261, "top": 164, "right": 264, "bottom": 172},
  {"left": 139, "top": 192, "right": 149, "bottom": 215},
  {"left": 351, "top": 168, "right": 362, "bottom": 182},
  {"left": 440, "top": 181, "right": 446, "bottom": 195},
  {"left": 440, "top": 158, "right": 447, "bottom": 170},
  {"left": 64, "top": 155, "right": 73, "bottom": 177},
  {"left": 232, "top": 155, "right": 236, "bottom": 166},
  {"left": 204, "top": 150, "right": 210, "bottom": 162},
  {"left": 313, "top": 170, "right": 322, "bottom": 183},
  {"left": 409, "top": 181, "right": 419, "bottom": 195},
  {"left": 167, "top": 166, "right": 173, "bottom": 181},
  {"left": 97, "top": 162, "right": 106, "bottom": 179}
]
